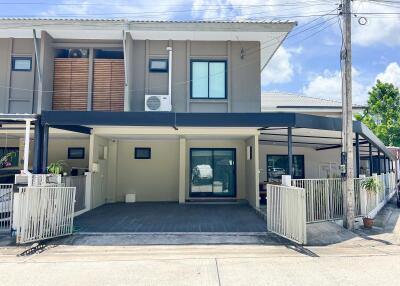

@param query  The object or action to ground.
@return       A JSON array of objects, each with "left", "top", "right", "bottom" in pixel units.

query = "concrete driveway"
[{"left": 74, "top": 202, "right": 267, "bottom": 233}]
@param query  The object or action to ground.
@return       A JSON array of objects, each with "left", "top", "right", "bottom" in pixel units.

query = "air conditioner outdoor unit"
[{"left": 145, "top": 95, "right": 172, "bottom": 111}]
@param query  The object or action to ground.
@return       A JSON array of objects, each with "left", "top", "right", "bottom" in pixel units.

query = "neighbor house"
[
  {"left": 261, "top": 92, "right": 365, "bottom": 117},
  {"left": 0, "top": 19, "right": 397, "bottom": 232}
]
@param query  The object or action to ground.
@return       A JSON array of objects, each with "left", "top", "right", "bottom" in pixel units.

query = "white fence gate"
[
  {"left": 267, "top": 184, "right": 307, "bottom": 244},
  {"left": 15, "top": 186, "right": 76, "bottom": 244},
  {"left": 0, "top": 184, "right": 13, "bottom": 233}
]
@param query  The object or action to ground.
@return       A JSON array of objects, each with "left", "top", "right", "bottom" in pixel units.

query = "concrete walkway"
[{"left": 1, "top": 243, "right": 400, "bottom": 286}]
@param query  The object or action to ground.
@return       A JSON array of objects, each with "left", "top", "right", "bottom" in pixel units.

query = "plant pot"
[{"left": 363, "top": 217, "right": 374, "bottom": 229}]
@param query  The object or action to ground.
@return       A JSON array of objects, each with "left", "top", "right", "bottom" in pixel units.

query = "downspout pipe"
[
  {"left": 32, "top": 29, "right": 41, "bottom": 83},
  {"left": 122, "top": 29, "right": 129, "bottom": 112},
  {"left": 167, "top": 46, "right": 172, "bottom": 108}
]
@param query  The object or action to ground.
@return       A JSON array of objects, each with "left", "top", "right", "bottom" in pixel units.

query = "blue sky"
[{"left": 1, "top": 0, "right": 399, "bottom": 104}]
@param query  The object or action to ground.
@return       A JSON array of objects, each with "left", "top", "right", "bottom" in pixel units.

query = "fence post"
[
  {"left": 359, "top": 175, "right": 367, "bottom": 216},
  {"left": 84, "top": 172, "right": 92, "bottom": 211},
  {"left": 282, "top": 175, "right": 291, "bottom": 187},
  {"left": 372, "top": 173, "right": 380, "bottom": 205}
]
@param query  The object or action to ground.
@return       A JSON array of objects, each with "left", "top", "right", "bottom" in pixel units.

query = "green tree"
[{"left": 355, "top": 80, "right": 400, "bottom": 146}]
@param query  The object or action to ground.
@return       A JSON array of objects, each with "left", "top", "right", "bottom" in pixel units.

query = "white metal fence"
[
  {"left": 62, "top": 176, "right": 86, "bottom": 212},
  {"left": 267, "top": 184, "right": 307, "bottom": 244},
  {"left": 292, "top": 178, "right": 344, "bottom": 223},
  {"left": 293, "top": 172, "right": 397, "bottom": 223},
  {"left": 0, "top": 184, "right": 13, "bottom": 232},
  {"left": 15, "top": 186, "right": 76, "bottom": 244},
  {"left": 363, "top": 173, "right": 396, "bottom": 218}
]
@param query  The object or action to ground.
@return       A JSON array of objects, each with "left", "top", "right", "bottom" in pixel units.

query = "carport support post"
[
  {"left": 378, "top": 150, "right": 381, "bottom": 175},
  {"left": 287, "top": 127, "right": 293, "bottom": 177},
  {"left": 41, "top": 124, "right": 49, "bottom": 173},
  {"left": 369, "top": 143, "right": 373, "bottom": 176},
  {"left": 23, "top": 119, "right": 32, "bottom": 174},
  {"left": 355, "top": 133, "right": 360, "bottom": 178},
  {"left": 178, "top": 137, "right": 186, "bottom": 204},
  {"left": 384, "top": 155, "right": 387, "bottom": 174},
  {"left": 33, "top": 120, "right": 43, "bottom": 174}
]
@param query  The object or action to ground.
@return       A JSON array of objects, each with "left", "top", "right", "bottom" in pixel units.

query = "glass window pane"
[
  {"left": 149, "top": 59, "right": 168, "bottom": 72},
  {"left": 267, "top": 155, "right": 288, "bottom": 183},
  {"left": 134, "top": 147, "right": 151, "bottom": 159},
  {"left": 267, "top": 155, "right": 304, "bottom": 183},
  {"left": 192, "top": 62, "right": 209, "bottom": 98},
  {"left": 191, "top": 150, "right": 213, "bottom": 194},
  {"left": 209, "top": 62, "right": 226, "bottom": 98},
  {"left": 293, "top": 155, "right": 304, "bottom": 179},
  {"left": 213, "top": 150, "right": 235, "bottom": 195},
  {"left": 12, "top": 58, "right": 31, "bottom": 71}
]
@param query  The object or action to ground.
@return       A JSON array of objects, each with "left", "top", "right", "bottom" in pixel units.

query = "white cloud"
[
  {"left": 302, "top": 68, "right": 368, "bottom": 104},
  {"left": 41, "top": 0, "right": 186, "bottom": 20},
  {"left": 352, "top": 2, "right": 400, "bottom": 47},
  {"left": 191, "top": 0, "right": 337, "bottom": 22},
  {"left": 302, "top": 62, "right": 400, "bottom": 104},
  {"left": 376, "top": 62, "right": 400, "bottom": 87},
  {"left": 191, "top": 0, "right": 400, "bottom": 47},
  {"left": 261, "top": 46, "right": 300, "bottom": 84}
]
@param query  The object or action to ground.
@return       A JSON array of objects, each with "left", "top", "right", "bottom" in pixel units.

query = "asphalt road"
[{"left": 1, "top": 243, "right": 400, "bottom": 286}]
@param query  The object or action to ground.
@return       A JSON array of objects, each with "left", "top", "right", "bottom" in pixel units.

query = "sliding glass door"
[{"left": 190, "top": 148, "right": 236, "bottom": 197}]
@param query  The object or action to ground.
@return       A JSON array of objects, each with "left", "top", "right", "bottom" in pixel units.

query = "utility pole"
[{"left": 341, "top": 0, "right": 355, "bottom": 230}]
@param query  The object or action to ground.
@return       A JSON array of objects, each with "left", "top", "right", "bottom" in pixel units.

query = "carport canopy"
[{"left": 40, "top": 111, "right": 394, "bottom": 160}]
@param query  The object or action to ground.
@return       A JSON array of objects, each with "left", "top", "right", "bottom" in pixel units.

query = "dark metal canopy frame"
[{"left": 36, "top": 111, "right": 396, "bottom": 176}]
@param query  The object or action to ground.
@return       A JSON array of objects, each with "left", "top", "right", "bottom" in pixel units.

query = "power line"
[{"left": 0, "top": 0, "right": 337, "bottom": 7}]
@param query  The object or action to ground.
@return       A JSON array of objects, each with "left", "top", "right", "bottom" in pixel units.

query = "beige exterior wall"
[
  {"left": 47, "top": 138, "right": 90, "bottom": 173},
  {"left": 87, "top": 135, "right": 253, "bottom": 205},
  {"left": 114, "top": 139, "right": 180, "bottom": 202},
  {"left": 258, "top": 144, "right": 342, "bottom": 181}
]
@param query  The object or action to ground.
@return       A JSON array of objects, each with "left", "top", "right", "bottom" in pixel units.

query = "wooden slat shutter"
[
  {"left": 53, "top": 58, "right": 88, "bottom": 111},
  {"left": 92, "top": 59, "right": 125, "bottom": 112}
]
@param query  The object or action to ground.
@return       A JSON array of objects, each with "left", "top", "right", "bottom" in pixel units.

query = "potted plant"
[
  {"left": 47, "top": 160, "right": 67, "bottom": 175},
  {"left": 361, "top": 176, "right": 383, "bottom": 228}
]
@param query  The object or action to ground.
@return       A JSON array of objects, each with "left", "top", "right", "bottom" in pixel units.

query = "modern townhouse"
[{"left": 0, "top": 18, "right": 397, "bottom": 243}]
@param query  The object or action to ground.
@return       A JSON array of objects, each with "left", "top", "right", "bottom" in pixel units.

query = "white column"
[
  {"left": 178, "top": 137, "right": 186, "bottom": 204},
  {"left": 253, "top": 135, "right": 260, "bottom": 209}
]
